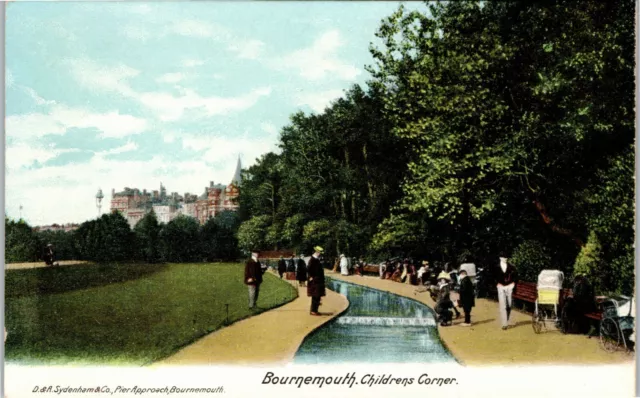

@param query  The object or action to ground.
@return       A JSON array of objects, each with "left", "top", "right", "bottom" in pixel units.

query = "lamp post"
[{"left": 96, "top": 189, "right": 104, "bottom": 217}]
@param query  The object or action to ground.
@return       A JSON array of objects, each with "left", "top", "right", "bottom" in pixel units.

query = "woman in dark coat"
[
  {"left": 296, "top": 255, "right": 308, "bottom": 287},
  {"left": 307, "top": 246, "right": 326, "bottom": 315},
  {"left": 277, "top": 257, "right": 286, "bottom": 278}
]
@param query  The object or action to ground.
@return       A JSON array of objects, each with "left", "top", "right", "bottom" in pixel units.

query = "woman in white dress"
[{"left": 340, "top": 254, "right": 349, "bottom": 276}]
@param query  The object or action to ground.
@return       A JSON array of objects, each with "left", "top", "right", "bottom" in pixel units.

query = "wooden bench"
[
  {"left": 512, "top": 281, "right": 537, "bottom": 304},
  {"left": 362, "top": 265, "right": 379, "bottom": 275},
  {"left": 512, "top": 281, "right": 603, "bottom": 334}
]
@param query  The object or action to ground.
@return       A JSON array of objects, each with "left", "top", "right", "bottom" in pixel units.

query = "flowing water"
[{"left": 294, "top": 279, "right": 455, "bottom": 364}]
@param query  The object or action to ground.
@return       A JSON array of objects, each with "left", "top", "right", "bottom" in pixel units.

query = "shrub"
[{"left": 510, "top": 240, "right": 552, "bottom": 283}]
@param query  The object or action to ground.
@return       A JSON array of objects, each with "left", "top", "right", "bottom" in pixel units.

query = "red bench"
[
  {"left": 512, "top": 281, "right": 603, "bottom": 329},
  {"left": 362, "top": 265, "right": 379, "bottom": 275},
  {"left": 512, "top": 281, "right": 537, "bottom": 305}
]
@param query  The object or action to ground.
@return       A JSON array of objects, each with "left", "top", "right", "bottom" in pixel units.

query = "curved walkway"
[
  {"left": 154, "top": 276, "right": 349, "bottom": 366},
  {"left": 5, "top": 260, "right": 89, "bottom": 270},
  {"left": 329, "top": 273, "right": 633, "bottom": 366}
]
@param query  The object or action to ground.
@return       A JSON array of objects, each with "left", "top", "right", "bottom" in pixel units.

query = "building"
[
  {"left": 110, "top": 158, "right": 242, "bottom": 228},
  {"left": 34, "top": 223, "right": 80, "bottom": 233}
]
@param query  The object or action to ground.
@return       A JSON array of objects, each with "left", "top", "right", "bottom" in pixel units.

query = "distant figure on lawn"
[
  {"left": 296, "top": 254, "right": 308, "bottom": 287},
  {"left": 245, "top": 250, "right": 266, "bottom": 309},
  {"left": 43, "top": 243, "right": 58, "bottom": 267},
  {"left": 496, "top": 256, "right": 518, "bottom": 330},
  {"left": 277, "top": 256, "right": 286, "bottom": 279},
  {"left": 458, "top": 269, "right": 475, "bottom": 326},
  {"left": 307, "top": 246, "right": 326, "bottom": 316}
]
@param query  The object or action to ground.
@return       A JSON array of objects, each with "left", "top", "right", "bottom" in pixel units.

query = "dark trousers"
[
  {"left": 463, "top": 305, "right": 472, "bottom": 324},
  {"left": 310, "top": 296, "right": 321, "bottom": 313}
]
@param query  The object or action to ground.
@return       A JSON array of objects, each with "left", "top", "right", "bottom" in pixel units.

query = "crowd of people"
[
  {"left": 245, "top": 250, "right": 601, "bottom": 333},
  {"left": 244, "top": 247, "right": 327, "bottom": 316}
]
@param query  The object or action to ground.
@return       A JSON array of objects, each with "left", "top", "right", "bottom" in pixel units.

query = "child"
[
  {"left": 435, "top": 272, "right": 460, "bottom": 326},
  {"left": 458, "top": 269, "right": 475, "bottom": 326}
]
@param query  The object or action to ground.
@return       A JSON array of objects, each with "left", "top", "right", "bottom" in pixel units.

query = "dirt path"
[
  {"left": 328, "top": 273, "right": 633, "bottom": 366},
  {"left": 154, "top": 277, "right": 349, "bottom": 366},
  {"left": 5, "top": 260, "right": 89, "bottom": 270}
]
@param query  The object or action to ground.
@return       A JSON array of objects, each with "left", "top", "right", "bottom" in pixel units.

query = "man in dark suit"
[
  {"left": 277, "top": 256, "right": 286, "bottom": 279},
  {"left": 307, "top": 246, "right": 326, "bottom": 316},
  {"left": 244, "top": 250, "right": 265, "bottom": 309},
  {"left": 458, "top": 269, "right": 475, "bottom": 326}
]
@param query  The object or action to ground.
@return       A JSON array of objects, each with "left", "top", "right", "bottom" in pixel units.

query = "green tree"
[
  {"left": 160, "top": 215, "right": 201, "bottom": 262},
  {"left": 133, "top": 210, "right": 162, "bottom": 263},
  {"left": 237, "top": 215, "right": 271, "bottom": 253},
  {"left": 5, "top": 217, "right": 40, "bottom": 263}
]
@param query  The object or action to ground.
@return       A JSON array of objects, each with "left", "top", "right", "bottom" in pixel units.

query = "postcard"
[{"left": 3, "top": 1, "right": 637, "bottom": 397}]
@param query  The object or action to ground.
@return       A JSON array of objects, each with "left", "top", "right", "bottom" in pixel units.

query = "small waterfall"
[
  {"left": 335, "top": 316, "right": 436, "bottom": 327},
  {"left": 295, "top": 279, "right": 454, "bottom": 363}
]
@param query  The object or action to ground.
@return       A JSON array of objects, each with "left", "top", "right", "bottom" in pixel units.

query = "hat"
[
  {"left": 47, "top": 243, "right": 53, "bottom": 247},
  {"left": 340, "top": 254, "right": 345, "bottom": 258},
  {"left": 422, "top": 260, "right": 429, "bottom": 265},
  {"left": 314, "top": 246, "right": 324, "bottom": 253},
  {"left": 437, "top": 271, "right": 451, "bottom": 281}
]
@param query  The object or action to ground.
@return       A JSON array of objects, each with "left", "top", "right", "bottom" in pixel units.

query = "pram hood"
[
  {"left": 615, "top": 296, "right": 635, "bottom": 318},
  {"left": 537, "top": 270, "right": 564, "bottom": 290},
  {"left": 459, "top": 263, "right": 476, "bottom": 277}
]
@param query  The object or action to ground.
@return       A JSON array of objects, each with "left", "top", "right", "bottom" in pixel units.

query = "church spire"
[{"left": 231, "top": 156, "right": 242, "bottom": 187}]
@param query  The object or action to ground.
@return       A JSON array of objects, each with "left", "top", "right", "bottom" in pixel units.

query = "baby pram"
[
  {"left": 600, "top": 295, "right": 635, "bottom": 352},
  {"left": 532, "top": 270, "right": 564, "bottom": 334}
]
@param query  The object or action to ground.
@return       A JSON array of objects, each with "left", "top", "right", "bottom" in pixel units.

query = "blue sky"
[{"left": 6, "top": 1, "right": 426, "bottom": 225}]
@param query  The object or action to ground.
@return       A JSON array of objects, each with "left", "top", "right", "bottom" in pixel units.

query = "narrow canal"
[{"left": 294, "top": 279, "right": 456, "bottom": 364}]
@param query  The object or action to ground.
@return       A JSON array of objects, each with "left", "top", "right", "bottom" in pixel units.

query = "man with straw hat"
[
  {"left": 307, "top": 246, "right": 326, "bottom": 315},
  {"left": 435, "top": 271, "right": 460, "bottom": 326}
]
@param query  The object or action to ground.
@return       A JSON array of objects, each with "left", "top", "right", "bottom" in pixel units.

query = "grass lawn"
[{"left": 5, "top": 262, "right": 297, "bottom": 366}]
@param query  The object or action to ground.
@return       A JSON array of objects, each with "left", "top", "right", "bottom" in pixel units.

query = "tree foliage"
[{"left": 236, "top": 0, "right": 633, "bottom": 294}]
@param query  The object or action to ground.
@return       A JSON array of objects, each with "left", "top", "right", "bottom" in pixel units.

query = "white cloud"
[
  {"left": 229, "top": 39, "right": 265, "bottom": 60},
  {"left": 156, "top": 73, "right": 185, "bottom": 84},
  {"left": 272, "top": 30, "right": 361, "bottom": 81},
  {"left": 66, "top": 59, "right": 139, "bottom": 97},
  {"left": 7, "top": 105, "right": 149, "bottom": 140},
  {"left": 121, "top": 25, "right": 150, "bottom": 42},
  {"left": 171, "top": 19, "right": 225, "bottom": 39},
  {"left": 180, "top": 133, "right": 280, "bottom": 170},
  {"left": 169, "top": 19, "right": 265, "bottom": 61},
  {"left": 181, "top": 59, "right": 205, "bottom": 68},
  {"left": 23, "top": 87, "right": 57, "bottom": 106},
  {"left": 66, "top": 59, "right": 271, "bottom": 122},
  {"left": 97, "top": 141, "right": 139, "bottom": 156},
  {"left": 260, "top": 122, "right": 278, "bottom": 135},
  {"left": 138, "top": 87, "right": 272, "bottom": 122},
  {"left": 294, "top": 89, "right": 344, "bottom": 113},
  {"left": 5, "top": 143, "right": 80, "bottom": 170}
]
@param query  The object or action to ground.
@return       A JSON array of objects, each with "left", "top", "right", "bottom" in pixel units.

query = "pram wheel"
[{"left": 600, "top": 318, "right": 622, "bottom": 352}]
